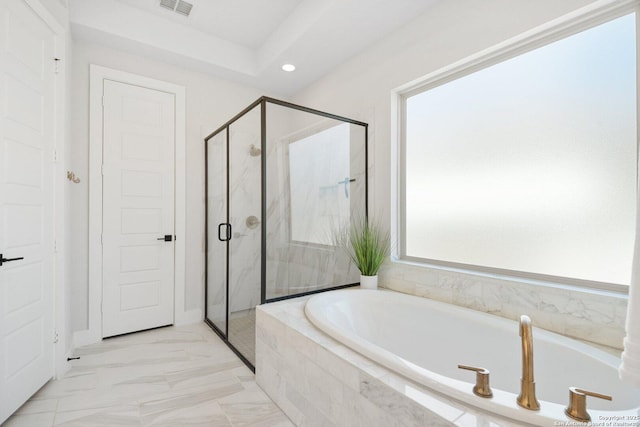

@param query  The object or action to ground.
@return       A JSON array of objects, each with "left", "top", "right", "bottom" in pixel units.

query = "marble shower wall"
[{"left": 265, "top": 103, "right": 367, "bottom": 299}]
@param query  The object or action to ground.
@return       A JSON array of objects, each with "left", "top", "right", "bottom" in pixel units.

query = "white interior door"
[
  {"left": 101, "top": 80, "right": 176, "bottom": 338},
  {"left": 0, "top": 0, "right": 55, "bottom": 423}
]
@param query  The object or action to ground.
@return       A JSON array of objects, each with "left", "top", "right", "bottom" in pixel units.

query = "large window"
[
  {"left": 289, "top": 123, "right": 352, "bottom": 246},
  {"left": 401, "top": 12, "right": 637, "bottom": 288}
]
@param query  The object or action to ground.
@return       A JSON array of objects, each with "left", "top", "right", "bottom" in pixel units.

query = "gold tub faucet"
[
  {"left": 517, "top": 315, "right": 540, "bottom": 410},
  {"left": 565, "top": 387, "right": 612, "bottom": 422}
]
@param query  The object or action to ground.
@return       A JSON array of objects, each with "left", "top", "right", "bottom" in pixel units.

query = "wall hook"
[
  {"left": 249, "top": 144, "right": 261, "bottom": 157},
  {"left": 67, "top": 171, "right": 80, "bottom": 184}
]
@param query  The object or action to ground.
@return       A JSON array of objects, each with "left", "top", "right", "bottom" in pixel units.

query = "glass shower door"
[
  {"left": 204, "top": 97, "right": 367, "bottom": 371},
  {"left": 227, "top": 106, "right": 262, "bottom": 366},
  {"left": 206, "top": 129, "right": 228, "bottom": 336}
]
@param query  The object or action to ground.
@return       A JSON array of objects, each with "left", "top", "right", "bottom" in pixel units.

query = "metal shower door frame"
[{"left": 204, "top": 97, "right": 369, "bottom": 371}]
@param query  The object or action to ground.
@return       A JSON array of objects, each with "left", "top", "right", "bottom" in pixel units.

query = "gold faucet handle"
[
  {"left": 565, "top": 387, "right": 612, "bottom": 422},
  {"left": 458, "top": 365, "right": 493, "bottom": 398}
]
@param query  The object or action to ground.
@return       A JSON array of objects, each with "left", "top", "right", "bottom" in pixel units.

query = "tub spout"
[{"left": 517, "top": 315, "right": 540, "bottom": 410}]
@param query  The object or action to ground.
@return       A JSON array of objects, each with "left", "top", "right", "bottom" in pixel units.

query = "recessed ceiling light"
[{"left": 282, "top": 64, "right": 296, "bottom": 72}]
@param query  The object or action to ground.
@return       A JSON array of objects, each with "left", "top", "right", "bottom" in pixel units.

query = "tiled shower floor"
[
  {"left": 4, "top": 323, "right": 293, "bottom": 427},
  {"left": 228, "top": 309, "right": 256, "bottom": 367}
]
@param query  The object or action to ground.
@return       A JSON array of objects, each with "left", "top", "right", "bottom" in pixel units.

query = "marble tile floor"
[{"left": 3, "top": 322, "right": 294, "bottom": 427}]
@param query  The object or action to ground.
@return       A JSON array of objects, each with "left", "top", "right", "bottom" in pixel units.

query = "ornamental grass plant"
[{"left": 344, "top": 216, "right": 390, "bottom": 276}]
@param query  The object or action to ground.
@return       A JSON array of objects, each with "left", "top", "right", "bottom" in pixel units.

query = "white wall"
[
  {"left": 293, "top": 0, "right": 602, "bottom": 217},
  {"left": 39, "top": 0, "right": 68, "bottom": 28},
  {"left": 69, "top": 39, "right": 268, "bottom": 332},
  {"left": 291, "top": 0, "right": 629, "bottom": 349},
  {"left": 66, "top": 0, "right": 630, "bottom": 347}
]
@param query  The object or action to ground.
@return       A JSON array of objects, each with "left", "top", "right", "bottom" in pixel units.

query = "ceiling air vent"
[
  {"left": 175, "top": 1, "right": 193, "bottom": 16},
  {"left": 159, "top": 0, "right": 177, "bottom": 11},
  {"left": 159, "top": 0, "right": 193, "bottom": 17}
]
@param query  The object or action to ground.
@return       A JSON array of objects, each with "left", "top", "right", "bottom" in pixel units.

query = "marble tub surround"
[
  {"left": 4, "top": 323, "right": 293, "bottom": 427},
  {"left": 380, "top": 261, "right": 628, "bottom": 350},
  {"left": 256, "top": 296, "right": 529, "bottom": 427},
  {"left": 304, "top": 290, "right": 637, "bottom": 425}
]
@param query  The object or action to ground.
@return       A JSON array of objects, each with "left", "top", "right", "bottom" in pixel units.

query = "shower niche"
[{"left": 205, "top": 97, "right": 367, "bottom": 369}]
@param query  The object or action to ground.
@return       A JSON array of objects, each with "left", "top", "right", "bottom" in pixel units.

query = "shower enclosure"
[{"left": 205, "top": 97, "right": 367, "bottom": 369}]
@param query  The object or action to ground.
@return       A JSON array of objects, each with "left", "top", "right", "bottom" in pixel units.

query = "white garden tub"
[{"left": 305, "top": 289, "right": 640, "bottom": 426}]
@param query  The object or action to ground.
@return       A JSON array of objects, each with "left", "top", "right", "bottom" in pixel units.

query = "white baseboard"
[
  {"left": 175, "top": 308, "right": 203, "bottom": 326},
  {"left": 55, "top": 351, "right": 73, "bottom": 379},
  {"left": 73, "top": 329, "right": 101, "bottom": 348},
  {"left": 54, "top": 349, "right": 72, "bottom": 379},
  {"left": 72, "top": 308, "right": 202, "bottom": 350}
]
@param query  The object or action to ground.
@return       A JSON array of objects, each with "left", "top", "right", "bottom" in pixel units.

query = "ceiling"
[
  {"left": 118, "top": 0, "right": 303, "bottom": 49},
  {"left": 69, "top": 0, "right": 439, "bottom": 96}
]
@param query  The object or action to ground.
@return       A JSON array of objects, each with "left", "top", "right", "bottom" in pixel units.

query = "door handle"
[
  {"left": 217, "top": 223, "right": 232, "bottom": 241},
  {"left": 0, "top": 254, "right": 24, "bottom": 267},
  {"left": 157, "top": 235, "right": 173, "bottom": 242}
]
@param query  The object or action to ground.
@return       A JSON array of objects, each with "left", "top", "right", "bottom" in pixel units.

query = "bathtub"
[{"left": 304, "top": 289, "right": 640, "bottom": 426}]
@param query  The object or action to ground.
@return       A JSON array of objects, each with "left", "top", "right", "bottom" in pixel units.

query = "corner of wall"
[{"left": 176, "top": 308, "right": 203, "bottom": 326}]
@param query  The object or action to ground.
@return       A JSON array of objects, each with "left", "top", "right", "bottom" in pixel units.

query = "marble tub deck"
[
  {"left": 256, "top": 294, "right": 536, "bottom": 427},
  {"left": 4, "top": 322, "right": 293, "bottom": 427}
]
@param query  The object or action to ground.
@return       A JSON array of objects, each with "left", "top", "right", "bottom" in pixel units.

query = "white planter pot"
[{"left": 360, "top": 274, "right": 378, "bottom": 290}]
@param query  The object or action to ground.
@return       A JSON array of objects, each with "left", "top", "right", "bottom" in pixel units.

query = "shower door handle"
[{"left": 218, "top": 223, "right": 232, "bottom": 241}]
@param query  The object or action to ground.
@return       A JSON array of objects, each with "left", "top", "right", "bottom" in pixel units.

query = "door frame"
[{"left": 80, "top": 65, "right": 187, "bottom": 346}]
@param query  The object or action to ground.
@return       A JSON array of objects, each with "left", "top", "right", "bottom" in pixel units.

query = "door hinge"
[
  {"left": 54, "top": 57, "right": 60, "bottom": 74},
  {"left": 100, "top": 234, "right": 103, "bottom": 245},
  {"left": 54, "top": 239, "right": 58, "bottom": 253},
  {"left": 101, "top": 165, "right": 105, "bottom": 176},
  {"left": 102, "top": 96, "right": 105, "bottom": 107},
  {"left": 52, "top": 149, "right": 57, "bottom": 163},
  {"left": 53, "top": 331, "right": 59, "bottom": 344}
]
